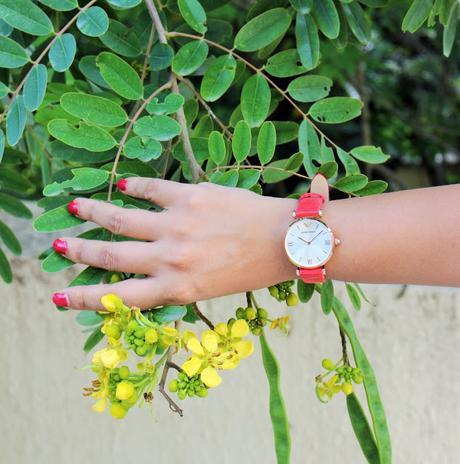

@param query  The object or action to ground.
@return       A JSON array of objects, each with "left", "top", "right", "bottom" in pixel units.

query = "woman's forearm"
[{"left": 321, "top": 184, "right": 460, "bottom": 286}]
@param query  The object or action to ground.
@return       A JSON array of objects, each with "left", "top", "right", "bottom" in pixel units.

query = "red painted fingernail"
[
  {"left": 68, "top": 200, "right": 79, "bottom": 215},
  {"left": 52, "top": 292, "right": 69, "bottom": 307},
  {"left": 52, "top": 239, "right": 68, "bottom": 254},
  {"left": 117, "top": 179, "right": 127, "bottom": 191}
]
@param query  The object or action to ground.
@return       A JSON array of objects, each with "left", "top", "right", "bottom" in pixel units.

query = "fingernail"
[
  {"left": 68, "top": 200, "right": 79, "bottom": 215},
  {"left": 53, "top": 238, "right": 68, "bottom": 254},
  {"left": 52, "top": 292, "right": 69, "bottom": 307},
  {"left": 314, "top": 173, "right": 328, "bottom": 181},
  {"left": 117, "top": 179, "right": 127, "bottom": 191}
]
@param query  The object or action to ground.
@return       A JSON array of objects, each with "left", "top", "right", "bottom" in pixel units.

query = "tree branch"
[{"left": 192, "top": 302, "right": 214, "bottom": 330}]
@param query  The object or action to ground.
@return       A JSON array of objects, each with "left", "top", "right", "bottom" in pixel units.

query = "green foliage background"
[{"left": 0, "top": 0, "right": 458, "bottom": 463}]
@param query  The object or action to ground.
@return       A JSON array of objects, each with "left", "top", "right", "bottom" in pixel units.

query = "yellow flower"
[
  {"left": 316, "top": 374, "right": 342, "bottom": 402},
  {"left": 270, "top": 315, "right": 291, "bottom": 331},
  {"left": 92, "top": 398, "right": 107, "bottom": 413},
  {"left": 116, "top": 381, "right": 135, "bottom": 400},
  {"left": 200, "top": 366, "right": 222, "bottom": 388},
  {"left": 93, "top": 348, "right": 121, "bottom": 370},
  {"left": 100, "top": 294, "right": 124, "bottom": 312}
]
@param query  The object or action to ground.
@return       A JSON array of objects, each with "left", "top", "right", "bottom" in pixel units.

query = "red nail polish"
[
  {"left": 117, "top": 179, "right": 127, "bottom": 191},
  {"left": 68, "top": 200, "right": 79, "bottom": 215},
  {"left": 52, "top": 292, "right": 69, "bottom": 307},
  {"left": 53, "top": 239, "right": 68, "bottom": 254}
]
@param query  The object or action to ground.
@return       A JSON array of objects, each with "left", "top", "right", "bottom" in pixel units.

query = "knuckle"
[
  {"left": 143, "top": 179, "right": 160, "bottom": 202},
  {"left": 107, "top": 211, "right": 124, "bottom": 235},
  {"left": 184, "top": 190, "right": 205, "bottom": 209},
  {"left": 99, "top": 245, "right": 117, "bottom": 271},
  {"left": 71, "top": 291, "right": 91, "bottom": 310},
  {"left": 169, "top": 282, "right": 194, "bottom": 305},
  {"left": 168, "top": 244, "right": 193, "bottom": 270}
]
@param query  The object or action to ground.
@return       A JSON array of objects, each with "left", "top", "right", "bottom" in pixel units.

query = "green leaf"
[
  {"left": 337, "top": 147, "right": 360, "bottom": 176},
  {"left": 443, "top": 3, "right": 458, "bottom": 57},
  {"left": 0, "top": 35, "right": 29, "bottom": 68},
  {"left": 210, "top": 169, "right": 239, "bottom": 187},
  {"left": 241, "top": 73, "right": 271, "bottom": 128},
  {"left": 23, "top": 64, "right": 47, "bottom": 111},
  {"left": 354, "top": 180, "right": 388, "bottom": 196},
  {"left": 234, "top": 8, "right": 292, "bottom": 52},
  {"left": 290, "top": 0, "right": 313, "bottom": 14},
  {"left": 60, "top": 92, "right": 128, "bottom": 127},
  {"left": 0, "top": 131, "right": 5, "bottom": 164},
  {"left": 76, "top": 311, "right": 103, "bottom": 327},
  {"left": 0, "top": 193, "right": 32, "bottom": 218},
  {"left": 298, "top": 119, "right": 320, "bottom": 177},
  {"left": 0, "top": 220, "right": 21, "bottom": 254},
  {"left": 41, "top": 250, "right": 73, "bottom": 272},
  {"left": 332, "top": 298, "right": 392, "bottom": 464},
  {"left": 79, "top": 56, "right": 111, "bottom": 89},
  {"left": 200, "top": 54, "right": 236, "bottom": 102},
  {"left": 341, "top": 2, "right": 370, "bottom": 44},
  {"left": 0, "top": 0, "right": 53, "bottom": 36},
  {"left": 263, "top": 152, "right": 303, "bottom": 183},
  {"left": 97, "top": 52, "right": 143, "bottom": 100},
  {"left": 257, "top": 121, "right": 277, "bottom": 164},
  {"left": 182, "top": 304, "right": 200, "bottom": 323},
  {"left": 318, "top": 160, "right": 338, "bottom": 178},
  {"left": 334, "top": 174, "right": 368, "bottom": 193},
  {"left": 178, "top": 0, "right": 207, "bottom": 34},
  {"left": 264, "top": 49, "right": 307, "bottom": 78},
  {"left": 0, "top": 166, "right": 34, "bottom": 193},
  {"left": 134, "top": 115, "right": 181, "bottom": 141},
  {"left": 297, "top": 280, "right": 315, "bottom": 302},
  {"left": 232, "top": 120, "right": 252, "bottom": 162},
  {"left": 208, "top": 131, "right": 226, "bottom": 164},
  {"left": 295, "top": 12, "right": 320, "bottom": 70},
  {"left": 320, "top": 279, "right": 334, "bottom": 314},
  {"left": 402, "top": 0, "right": 434, "bottom": 32},
  {"left": 34, "top": 204, "right": 84, "bottom": 232},
  {"left": 124, "top": 136, "right": 162, "bottom": 161},
  {"left": 77, "top": 6, "right": 109, "bottom": 37},
  {"left": 346, "top": 283, "right": 361, "bottom": 310},
  {"left": 6, "top": 96, "right": 26, "bottom": 146},
  {"left": 146, "top": 93, "right": 184, "bottom": 115},
  {"left": 237, "top": 169, "right": 260, "bottom": 189},
  {"left": 347, "top": 393, "right": 380, "bottom": 464},
  {"left": 38, "top": 0, "right": 78, "bottom": 11},
  {"left": 43, "top": 167, "right": 110, "bottom": 196},
  {"left": 83, "top": 326, "right": 105, "bottom": 353},
  {"left": 0, "top": 82, "right": 9, "bottom": 98},
  {"left": 350, "top": 145, "right": 389, "bottom": 164},
  {"left": 172, "top": 40, "right": 209, "bottom": 76},
  {"left": 309, "top": 97, "right": 363, "bottom": 124},
  {"left": 50, "top": 141, "right": 115, "bottom": 164},
  {"left": 70, "top": 266, "right": 106, "bottom": 287},
  {"left": 259, "top": 332, "right": 291, "bottom": 464},
  {"left": 273, "top": 121, "right": 298, "bottom": 145},
  {"left": 287, "top": 75, "right": 333, "bottom": 102},
  {"left": 49, "top": 33, "right": 76, "bottom": 72},
  {"left": 0, "top": 247, "right": 12, "bottom": 283},
  {"left": 313, "top": 0, "right": 340, "bottom": 39},
  {"left": 100, "top": 19, "right": 142, "bottom": 57},
  {"left": 48, "top": 119, "right": 117, "bottom": 152},
  {"left": 152, "top": 305, "right": 187, "bottom": 324},
  {"left": 150, "top": 42, "right": 174, "bottom": 71},
  {"left": 107, "top": 0, "right": 142, "bottom": 8}
]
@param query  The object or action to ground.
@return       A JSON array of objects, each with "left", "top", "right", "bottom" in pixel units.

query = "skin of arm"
[{"left": 52, "top": 179, "right": 460, "bottom": 311}]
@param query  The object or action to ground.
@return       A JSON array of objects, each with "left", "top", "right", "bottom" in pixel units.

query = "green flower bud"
[
  {"left": 110, "top": 402, "right": 127, "bottom": 419},
  {"left": 257, "top": 308, "right": 269, "bottom": 319},
  {"left": 227, "top": 318, "right": 236, "bottom": 327},
  {"left": 342, "top": 382, "right": 354, "bottom": 395},
  {"left": 168, "top": 379, "right": 178, "bottom": 393},
  {"left": 145, "top": 328, "right": 158, "bottom": 344},
  {"left": 268, "top": 286, "right": 279, "bottom": 298},
  {"left": 278, "top": 290, "right": 286, "bottom": 300},
  {"left": 286, "top": 293, "right": 299, "bottom": 306},
  {"left": 252, "top": 327, "right": 262, "bottom": 336},
  {"left": 119, "top": 366, "right": 130, "bottom": 380},
  {"left": 136, "top": 345, "right": 148, "bottom": 356},
  {"left": 245, "top": 307, "right": 257, "bottom": 320},
  {"left": 235, "top": 307, "right": 246, "bottom": 319},
  {"left": 321, "top": 359, "right": 335, "bottom": 371},
  {"left": 197, "top": 388, "right": 208, "bottom": 398},
  {"left": 178, "top": 389, "right": 187, "bottom": 400}
]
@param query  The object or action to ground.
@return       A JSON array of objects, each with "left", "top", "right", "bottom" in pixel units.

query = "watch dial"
[{"left": 285, "top": 219, "right": 334, "bottom": 268}]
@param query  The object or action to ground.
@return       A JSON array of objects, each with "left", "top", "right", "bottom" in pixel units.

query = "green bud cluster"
[
  {"left": 106, "top": 367, "right": 140, "bottom": 417},
  {"left": 234, "top": 306, "right": 268, "bottom": 336},
  {"left": 168, "top": 372, "right": 208, "bottom": 400},
  {"left": 336, "top": 365, "right": 363, "bottom": 385},
  {"left": 124, "top": 319, "right": 158, "bottom": 357},
  {"left": 268, "top": 281, "right": 298, "bottom": 306}
]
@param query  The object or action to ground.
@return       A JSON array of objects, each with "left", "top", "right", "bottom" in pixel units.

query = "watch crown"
[
  {"left": 292, "top": 210, "right": 297, "bottom": 219},
  {"left": 318, "top": 209, "right": 323, "bottom": 217},
  {"left": 334, "top": 238, "right": 341, "bottom": 246}
]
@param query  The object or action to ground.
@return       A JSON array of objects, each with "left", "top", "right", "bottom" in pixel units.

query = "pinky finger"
[{"left": 53, "top": 277, "right": 166, "bottom": 311}]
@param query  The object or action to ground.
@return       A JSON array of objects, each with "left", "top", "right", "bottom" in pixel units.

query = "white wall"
[{"left": 1, "top": 257, "right": 459, "bottom": 464}]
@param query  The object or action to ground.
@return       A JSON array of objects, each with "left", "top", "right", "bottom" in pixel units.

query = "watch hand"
[
  {"left": 298, "top": 237, "right": 310, "bottom": 245},
  {"left": 309, "top": 230, "right": 324, "bottom": 243}
]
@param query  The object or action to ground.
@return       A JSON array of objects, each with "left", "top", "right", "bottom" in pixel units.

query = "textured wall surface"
[{"left": 1, "top": 257, "right": 459, "bottom": 464}]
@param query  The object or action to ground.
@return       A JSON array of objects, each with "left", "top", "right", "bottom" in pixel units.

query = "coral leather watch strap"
[
  {"left": 294, "top": 193, "right": 324, "bottom": 219},
  {"left": 294, "top": 192, "right": 326, "bottom": 283}
]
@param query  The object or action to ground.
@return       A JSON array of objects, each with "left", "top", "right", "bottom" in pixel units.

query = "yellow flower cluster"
[{"left": 181, "top": 319, "right": 254, "bottom": 388}]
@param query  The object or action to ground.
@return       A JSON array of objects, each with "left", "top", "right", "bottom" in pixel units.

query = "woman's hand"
[{"left": 52, "top": 178, "right": 297, "bottom": 310}]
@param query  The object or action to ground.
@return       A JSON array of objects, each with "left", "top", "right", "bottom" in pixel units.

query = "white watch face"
[{"left": 285, "top": 219, "right": 334, "bottom": 269}]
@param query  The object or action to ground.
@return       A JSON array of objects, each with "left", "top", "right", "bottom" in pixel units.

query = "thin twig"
[
  {"left": 191, "top": 302, "right": 214, "bottom": 329},
  {"left": 339, "top": 327, "right": 349, "bottom": 365}
]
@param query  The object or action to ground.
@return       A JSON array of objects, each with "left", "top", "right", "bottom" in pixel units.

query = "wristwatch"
[{"left": 284, "top": 175, "right": 340, "bottom": 283}]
